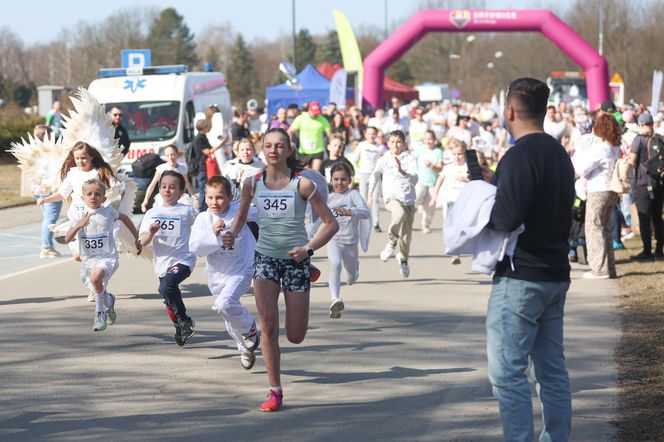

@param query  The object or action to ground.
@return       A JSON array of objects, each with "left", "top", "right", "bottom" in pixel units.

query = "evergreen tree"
[
  {"left": 317, "top": 30, "right": 343, "bottom": 65},
  {"left": 146, "top": 8, "right": 198, "bottom": 67},
  {"left": 388, "top": 59, "right": 414, "bottom": 85},
  {"left": 227, "top": 35, "right": 258, "bottom": 107},
  {"left": 293, "top": 28, "right": 317, "bottom": 70}
]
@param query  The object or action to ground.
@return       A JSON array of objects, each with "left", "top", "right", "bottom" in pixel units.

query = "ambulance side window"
[{"left": 184, "top": 101, "right": 195, "bottom": 142}]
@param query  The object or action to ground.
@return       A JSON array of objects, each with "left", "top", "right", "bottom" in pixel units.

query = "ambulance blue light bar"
[{"left": 97, "top": 65, "right": 188, "bottom": 78}]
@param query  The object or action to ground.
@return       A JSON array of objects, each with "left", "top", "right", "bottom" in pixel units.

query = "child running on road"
[
  {"left": 139, "top": 171, "right": 198, "bottom": 346},
  {"left": 226, "top": 128, "right": 338, "bottom": 412},
  {"left": 141, "top": 145, "right": 196, "bottom": 212},
  {"left": 38, "top": 142, "right": 118, "bottom": 265},
  {"left": 189, "top": 176, "right": 261, "bottom": 370},
  {"left": 310, "top": 162, "right": 370, "bottom": 318},
  {"left": 64, "top": 179, "right": 141, "bottom": 331},
  {"left": 369, "top": 130, "right": 418, "bottom": 278},
  {"left": 431, "top": 139, "right": 470, "bottom": 265}
]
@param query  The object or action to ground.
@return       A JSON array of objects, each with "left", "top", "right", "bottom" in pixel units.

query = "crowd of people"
[{"left": 26, "top": 77, "right": 664, "bottom": 437}]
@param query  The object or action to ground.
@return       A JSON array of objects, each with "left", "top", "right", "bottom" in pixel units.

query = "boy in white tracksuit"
[
  {"left": 368, "top": 130, "right": 418, "bottom": 278},
  {"left": 189, "top": 176, "right": 261, "bottom": 370}
]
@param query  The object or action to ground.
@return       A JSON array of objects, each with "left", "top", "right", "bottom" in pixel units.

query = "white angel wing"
[
  {"left": 60, "top": 87, "right": 123, "bottom": 173},
  {"left": 9, "top": 131, "right": 68, "bottom": 195}
]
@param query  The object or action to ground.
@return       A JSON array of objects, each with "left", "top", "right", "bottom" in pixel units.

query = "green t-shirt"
[
  {"left": 415, "top": 146, "right": 444, "bottom": 187},
  {"left": 291, "top": 113, "right": 331, "bottom": 155}
]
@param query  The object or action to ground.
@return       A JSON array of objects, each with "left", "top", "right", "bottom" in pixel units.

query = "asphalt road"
[{"left": 0, "top": 204, "right": 618, "bottom": 441}]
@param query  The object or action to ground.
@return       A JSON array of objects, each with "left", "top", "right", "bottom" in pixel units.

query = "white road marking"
[{"left": 0, "top": 259, "right": 71, "bottom": 282}]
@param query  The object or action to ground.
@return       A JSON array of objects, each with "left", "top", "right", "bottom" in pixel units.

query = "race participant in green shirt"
[{"left": 288, "top": 101, "right": 331, "bottom": 172}]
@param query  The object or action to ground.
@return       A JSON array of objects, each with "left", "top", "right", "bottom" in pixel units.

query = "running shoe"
[
  {"left": 309, "top": 265, "right": 321, "bottom": 283},
  {"left": 176, "top": 318, "right": 196, "bottom": 346},
  {"left": 39, "top": 248, "right": 61, "bottom": 259},
  {"left": 87, "top": 292, "right": 96, "bottom": 303},
  {"left": 174, "top": 325, "right": 183, "bottom": 346},
  {"left": 329, "top": 298, "right": 345, "bottom": 319},
  {"left": 399, "top": 260, "right": 410, "bottom": 279},
  {"left": 380, "top": 242, "right": 396, "bottom": 262},
  {"left": 421, "top": 225, "right": 431, "bottom": 234},
  {"left": 583, "top": 271, "right": 610, "bottom": 280},
  {"left": 374, "top": 225, "right": 382, "bottom": 233},
  {"left": 612, "top": 241, "right": 625, "bottom": 250},
  {"left": 240, "top": 351, "right": 256, "bottom": 370},
  {"left": 242, "top": 321, "right": 260, "bottom": 351},
  {"left": 260, "top": 389, "right": 283, "bottom": 412},
  {"left": 621, "top": 230, "right": 634, "bottom": 240},
  {"left": 105, "top": 293, "right": 116, "bottom": 325},
  {"left": 451, "top": 255, "right": 461, "bottom": 265},
  {"left": 93, "top": 311, "right": 108, "bottom": 332},
  {"left": 630, "top": 251, "right": 654, "bottom": 261}
]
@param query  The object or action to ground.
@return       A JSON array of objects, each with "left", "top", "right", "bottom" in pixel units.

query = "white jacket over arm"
[{"left": 444, "top": 180, "right": 523, "bottom": 274}]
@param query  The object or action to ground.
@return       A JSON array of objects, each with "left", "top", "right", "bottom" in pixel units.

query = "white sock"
[
  {"left": 270, "top": 385, "right": 282, "bottom": 392},
  {"left": 94, "top": 290, "right": 106, "bottom": 313}
]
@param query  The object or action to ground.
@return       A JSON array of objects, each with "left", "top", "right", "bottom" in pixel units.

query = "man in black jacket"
[
  {"left": 111, "top": 106, "right": 131, "bottom": 155},
  {"left": 486, "top": 78, "right": 575, "bottom": 441},
  {"left": 629, "top": 112, "right": 664, "bottom": 260}
]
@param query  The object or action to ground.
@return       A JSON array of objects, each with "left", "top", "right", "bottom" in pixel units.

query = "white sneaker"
[
  {"left": 105, "top": 293, "right": 116, "bottom": 325},
  {"left": 87, "top": 292, "right": 96, "bottom": 303},
  {"left": 330, "top": 298, "right": 345, "bottom": 319},
  {"left": 240, "top": 351, "right": 256, "bottom": 370},
  {"left": 380, "top": 242, "right": 396, "bottom": 262},
  {"left": 582, "top": 271, "right": 610, "bottom": 280},
  {"left": 399, "top": 260, "right": 410, "bottom": 278},
  {"left": 39, "top": 248, "right": 61, "bottom": 259},
  {"left": 422, "top": 225, "right": 431, "bottom": 234},
  {"left": 451, "top": 255, "right": 461, "bottom": 265},
  {"left": 93, "top": 311, "right": 108, "bottom": 332}
]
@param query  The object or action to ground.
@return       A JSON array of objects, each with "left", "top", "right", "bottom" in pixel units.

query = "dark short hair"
[
  {"left": 160, "top": 170, "right": 185, "bottom": 191},
  {"left": 506, "top": 77, "right": 549, "bottom": 122},
  {"left": 388, "top": 130, "right": 406, "bottom": 143}
]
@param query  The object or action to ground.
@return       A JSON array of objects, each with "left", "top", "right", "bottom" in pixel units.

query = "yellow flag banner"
[{"left": 332, "top": 9, "right": 363, "bottom": 97}]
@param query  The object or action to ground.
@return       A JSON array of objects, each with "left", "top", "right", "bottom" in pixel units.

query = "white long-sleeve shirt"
[
  {"left": 369, "top": 151, "right": 418, "bottom": 205},
  {"left": 189, "top": 205, "right": 257, "bottom": 293},
  {"left": 444, "top": 180, "right": 523, "bottom": 275},
  {"left": 308, "top": 189, "right": 371, "bottom": 248}
]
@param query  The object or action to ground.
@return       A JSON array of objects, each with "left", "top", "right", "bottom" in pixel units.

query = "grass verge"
[
  {"left": 0, "top": 163, "right": 33, "bottom": 208},
  {"left": 613, "top": 238, "right": 664, "bottom": 441}
]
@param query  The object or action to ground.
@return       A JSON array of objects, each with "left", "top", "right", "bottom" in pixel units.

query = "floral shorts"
[{"left": 253, "top": 251, "right": 311, "bottom": 293}]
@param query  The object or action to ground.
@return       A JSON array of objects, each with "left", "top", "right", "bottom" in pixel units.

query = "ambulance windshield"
[{"left": 104, "top": 101, "right": 180, "bottom": 142}]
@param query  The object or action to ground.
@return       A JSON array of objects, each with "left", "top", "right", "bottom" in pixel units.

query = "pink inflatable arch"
[{"left": 363, "top": 9, "right": 609, "bottom": 111}]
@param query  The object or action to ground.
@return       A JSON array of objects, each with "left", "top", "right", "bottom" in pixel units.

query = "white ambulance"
[{"left": 88, "top": 65, "right": 232, "bottom": 174}]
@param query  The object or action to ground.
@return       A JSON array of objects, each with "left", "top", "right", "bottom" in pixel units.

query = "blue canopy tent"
[{"left": 265, "top": 64, "right": 332, "bottom": 117}]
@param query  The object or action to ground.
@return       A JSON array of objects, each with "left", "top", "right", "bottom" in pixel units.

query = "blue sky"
[{"left": 2, "top": 0, "right": 573, "bottom": 46}]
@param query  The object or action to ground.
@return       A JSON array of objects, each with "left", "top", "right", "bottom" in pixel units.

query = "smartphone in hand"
[{"left": 465, "top": 149, "right": 484, "bottom": 181}]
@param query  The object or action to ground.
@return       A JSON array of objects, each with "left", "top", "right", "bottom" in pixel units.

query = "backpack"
[
  {"left": 645, "top": 134, "right": 664, "bottom": 187},
  {"left": 185, "top": 141, "right": 199, "bottom": 175},
  {"left": 610, "top": 157, "right": 634, "bottom": 194},
  {"left": 131, "top": 153, "right": 164, "bottom": 178}
]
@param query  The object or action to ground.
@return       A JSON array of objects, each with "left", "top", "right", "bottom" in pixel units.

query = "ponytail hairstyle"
[
  {"left": 263, "top": 127, "right": 305, "bottom": 172},
  {"left": 60, "top": 141, "right": 116, "bottom": 186}
]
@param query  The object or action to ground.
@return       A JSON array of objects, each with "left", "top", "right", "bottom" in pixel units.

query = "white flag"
[
  {"left": 329, "top": 69, "right": 348, "bottom": 110},
  {"left": 651, "top": 70, "right": 663, "bottom": 114}
]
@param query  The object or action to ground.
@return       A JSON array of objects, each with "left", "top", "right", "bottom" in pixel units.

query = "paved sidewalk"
[{"left": 0, "top": 210, "right": 618, "bottom": 441}]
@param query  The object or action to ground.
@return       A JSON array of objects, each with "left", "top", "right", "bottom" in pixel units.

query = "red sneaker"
[
  {"left": 260, "top": 389, "right": 283, "bottom": 412},
  {"left": 309, "top": 265, "right": 321, "bottom": 283}
]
